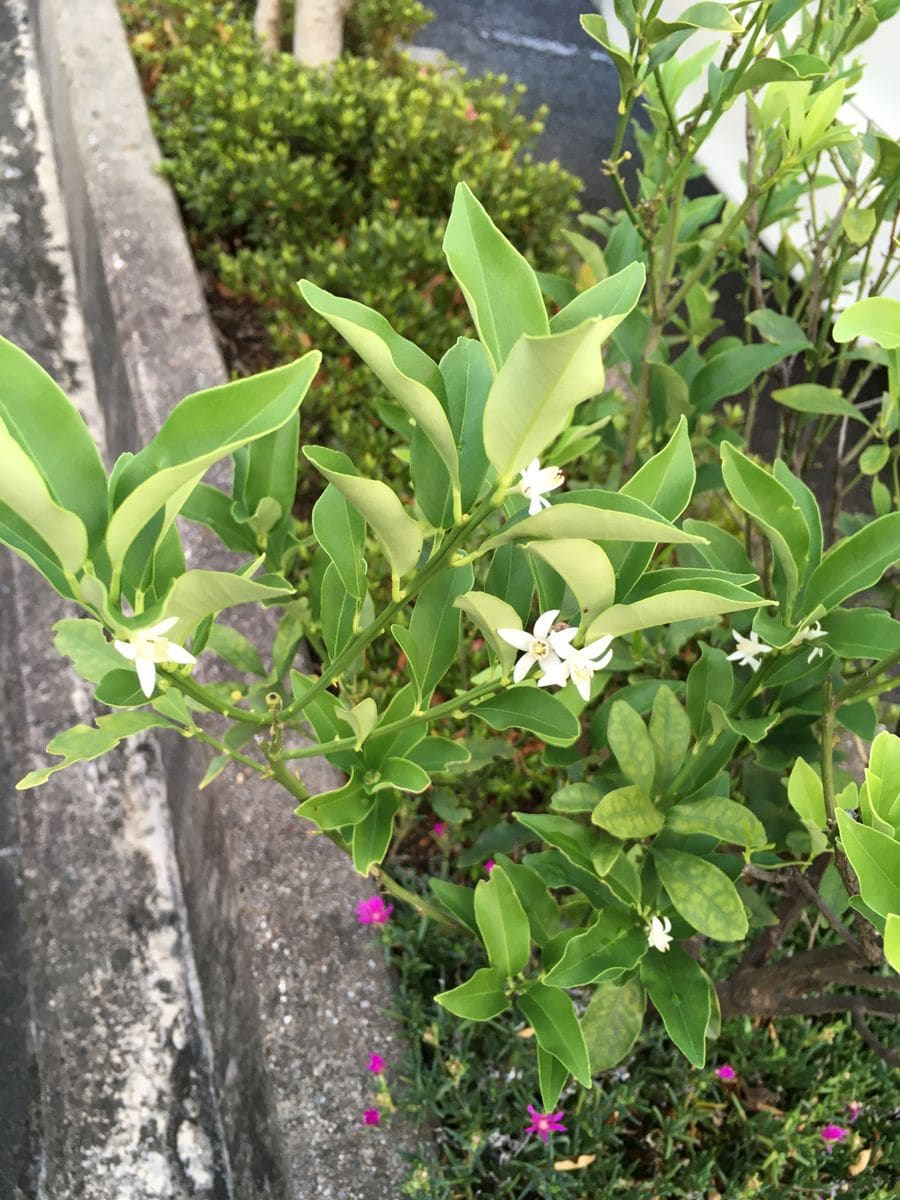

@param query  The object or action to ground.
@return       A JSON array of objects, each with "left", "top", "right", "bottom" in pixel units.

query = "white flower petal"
[
  {"left": 533, "top": 609, "right": 560, "bottom": 640},
  {"left": 113, "top": 639, "right": 136, "bottom": 661},
  {"left": 164, "top": 644, "right": 196, "bottom": 665},
  {"left": 146, "top": 616, "right": 179, "bottom": 637},
  {"left": 497, "top": 628, "right": 532, "bottom": 652},
  {"left": 549, "top": 627, "right": 578, "bottom": 656},
  {"left": 573, "top": 673, "right": 591, "bottom": 702},
  {"left": 532, "top": 466, "right": 564, "bottom": 491},
  {"left": 583, "top": 635, "right": 613, "bottom": 659},
  {"left": 513, "top": 652, "right": 536, "bottom": 683},
  {"left": 135, "top": 657, "right": 157, "bottom": 698}
]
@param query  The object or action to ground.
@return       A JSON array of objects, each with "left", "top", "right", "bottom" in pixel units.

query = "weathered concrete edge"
[{"left": 26, "top": 1, "right": 412, "bottom": 1196}]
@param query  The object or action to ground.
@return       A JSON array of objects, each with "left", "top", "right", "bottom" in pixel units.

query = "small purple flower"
[
  {"left": 847, "top": 1099, "right": 862, "bottom": 1123},
  {"left": 356, "top": 895, "right": 394, "bottom": 925},
  {"left": 484, "top": 859, "right": 495, "bottom": 874},
  {"left": 820, "top": 1124, "right": 848, "bottom": 1153},
  {"left": 715, "top": 1064, "right": 737, "bottom": 1082},
  {"left": 367, "top": 1053, "right": 385, "bottom": 1074},
  {"left": 362, "top": 1108, "right": 381, "bottom": 1126},
  {"left": 432, "top": 821, "right": 448, "bottom": 837},
  {"left": 524, "top": 1103, "right": 567, "bottom": 1144}
]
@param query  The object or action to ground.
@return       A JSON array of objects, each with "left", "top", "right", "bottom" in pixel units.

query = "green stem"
[
  {"left": 190, "top": 726, "right": 268, "bottom": 774},
  {"left": 370, "top": 865, "right": 458, "bottom": 929},
  {"left": 166, "top": 669, "right": 269, "bottom": 725},
  {"left": 837, "top": 647, "right": 900, "bottom": 702},
  {"left": 821, "top": 678, "right": 837, "bottom": 834}
]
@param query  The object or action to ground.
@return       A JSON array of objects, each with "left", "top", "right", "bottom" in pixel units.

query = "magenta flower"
[
  {"left": 484, "top": 860, "right": 495, "bottom": 874},
  {"left": 367, "top": 1053, "right": 385, "bottom": 1074},
  {"left": 432, "top": 822, "right": 448, "bottom": 837},
  {"left": 820, "top": 1124, "right": 848, "bottom": 1153},
  {"left": 715, "top": 1064, "right": 737, "bottom": 1081},
  {"left": 847, "top": 1100, "right": 862, "bottom": 1123},
  {"left": 464, "top": 102, "right": 478, "bottom": 121},
  {"left": 362, "top": 1108, "right": 381, "bottom": 1126},
  {"left": 356, "top": 895, "right": 394, "bottom": 925},
  {"left": 524, "top": 1104, "right": 567, "bottom": 1144}
]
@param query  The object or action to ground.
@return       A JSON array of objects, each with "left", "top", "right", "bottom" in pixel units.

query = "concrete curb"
[{"left": 20, "top": 0, "right": 412, "bottom": 1195}]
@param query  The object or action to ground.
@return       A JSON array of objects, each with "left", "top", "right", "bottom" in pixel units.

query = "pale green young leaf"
[
  {"left": 482, "top": 319, "right": 609, "bottom": 481},
  {"left": 833, "top": 297, "right": 900, "bottom": 350},
  {"left": 654, "top": 848, "right": 748, "bottom": 941},
  {"left": 480, "top": 500, "right": 704, "bottom": 553},
  {"left": 17, "top": 712, "right": 174, "bottom": 790},
  {"left": 435, "top": 967, "right": 510, "bottom": 1020},
  {"left": 474, "top": 864, "right": 531, "bottom": 976},
  {"left": 585, "top": 586, "right": 770, "bottom": 642},
  {"left": 771, "top": 384, "right": 866, "bottom": 423},
  {"left": 303, "top": 445, "right": 423, "bottom": 579},
  {"left": 442, "top": 182, "right": 548, "bottom": 371},
  {"left": 53, "top": 618, "right": 124, "bottom": 683},
  {"left": 312, "top": 484, "right": 367, "bottom": 601},
  {"left": 454, "top": 590, "right": 521, "bottom": 674},
  {"left": 884, "top": 913, "right": 900, "bottom": 974},
  {"left": 161, "top": 569, "right": 294, "bottom": 643},
  {"left": 803, "top": 513, "right": 900, "bottom": 615},
  {"left": 336, "top": 697, "right": 379, "bottom": 750},
  {"left": 299, "top": 280, "right": 459, "bottom": 487},
  {"left": 549, "top": 261, "right": 645, "bottom": 335},
  {"left": 836, "top": 811, "right": 900, "bottom": 918},
  {"left": 524, "top": 539, "right": 615, "bottom": 626}
]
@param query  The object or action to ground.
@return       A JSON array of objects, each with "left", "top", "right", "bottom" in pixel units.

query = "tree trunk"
[
  {"left": 292, "top": 0, "right": 352, "bottom": 67},
  {"left": 253, "top": 0, "right": 283, "bottom": 55}
]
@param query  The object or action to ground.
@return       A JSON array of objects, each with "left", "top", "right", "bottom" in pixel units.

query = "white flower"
[
  {"left": 518, "top": 458, "right": 564, "bottom": 516},
  {"left": 727, "top": 629, "right": 773, "bottom": 672},
  {"left": 113, "top": 616, "right": 196, "bottom": 698},
  {"left": 646, "top": 915, "right": 673, "bottom": 953},
  {"left": 497, "top": 609, "right": 565, "bottom": 683},
  {"left": 792, "top": 620, "right": 827, "bottom": 664},
  {"left": 541, "top": 628, "right": 614, "bottom": 702}
]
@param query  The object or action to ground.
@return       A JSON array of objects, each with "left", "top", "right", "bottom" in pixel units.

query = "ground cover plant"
[{"left": 5, "top": 0, "right": 900, "bottom": 1195}]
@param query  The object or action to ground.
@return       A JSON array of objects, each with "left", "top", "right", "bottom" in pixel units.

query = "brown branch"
[
  {"left": 738, "top": 854, "right": 830, "bottom": 971},
  {"left": 852, "top": 1008, "right": 900, "bottom": 1069}
]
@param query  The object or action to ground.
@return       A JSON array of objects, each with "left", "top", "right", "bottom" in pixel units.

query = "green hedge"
[{"left": 122, "top": 1, "right": 581, "bottom": 472}]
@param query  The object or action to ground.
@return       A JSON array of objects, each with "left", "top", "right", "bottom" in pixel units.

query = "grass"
[{"left": 373, "top": 895, "right": 899, "bottom": 1200}]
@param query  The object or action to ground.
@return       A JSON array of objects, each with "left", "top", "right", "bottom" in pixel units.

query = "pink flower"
[
  {"left": 715, "top": 1064, "right": 737, "bottom": 1081},
  {"left": 367, "top": 1053, "right": 385, "bottom": 1074},
  {"left": 432, "top": 822, "right": 448, "bottom": 837},
  {"left": 464, "top": 102, "right": 478, "bottom": 121},
  {"left": 847, "top": 1100, "right": 862, "bottom": 1123},
  {"left": 524, "top": 1104, "right": 567, "bottom": 1143},
  {"left": 484, "top": 860, "right": 495, "bottom": 874},
  {"left": 356, "top": 895, "right": 394, "bottom": 925},
  {"left": 362, "top": 1108, "right": 381, "bottom": 1126},
  {"left": 820, "top": 1124, "right": 848, "bottom": 1153}
]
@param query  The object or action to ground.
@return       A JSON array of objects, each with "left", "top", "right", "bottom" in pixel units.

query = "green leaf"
[
  {"left": 0, "top": 336, "right": 107, "bottom": 548},
  {"left": 537, "top": 1047, "right": 570, "bottom": 1113},
  {"left": 205, "top": 623, "right": 265, "bottom": 676},
  {"left": 299, "top": 280, "right": 459, "bottom": 487},
  {"left": 842, "top": 206, "right": 877, "bottom": 247},
  {"left": 162, "top": 569, "right": 293, "bottom": 643},
  {"left": 648, "top": 688, "right": 691, "bottom": 791},
  {"left": 295, "top": 776, "right": 372, "bottom": 830},
  {"left": 648, "top": 2, "right": 742, "bottom": 36},
  {"left": 471, "top": 687, "right": 580, "bottom": 746},
  {"left": 454, "top": 591, "right": 521, "bottom": 674},
  {"left": 407, "top": 736, "right": 471, "bottom": 773},
  {"left": 312, "top": 484, "right": 367, "bottom": 601},
  {"left": 606, "top": 702, "right": 655, "bottom": 793},
  {"left": 481, "top": 498, "right": 703, "bottom": 553},
  {"left": 180, "top": 484, "right": 259, "bottom": 555},
  {"left": 666, "top": 797, "right": 767, "bottom": 848},
  {"left": 833, "top": 297, "right": 900, "bottom": 350},
  {"left": 836, "top": 811, "right": 900, "bottom": 917},
  {"left": 108, "top": 354, "right": 319, "bottom": 578},
  {"left": 235, "top": 409, "right": 298, "bottom": 535},
  {"left": 94, "top": 668, "right": 156, "bottom": 707},
  {"left": 482, "top": 320, "right": 610, "bottom": 481},
  {"left": 708, "top": 701, "right": 780, "bottom": 744},
  {"left": 592, "top": 785, "right": 664, "bottom": 839},
  {"left": 580, "top": 13, "right": 634, "bottom": 93},
  {"left": 549, "top": 261, "right": 645, "bottom": 336},
  {"left": 303, "top": 445, "right": 423, "bottom": 580},
  {"left": 884, "top": 913, "right": 900, "bottom": 974},
  {"left": 746, "top": 309, "right": 812, "bottom": 348},
  {"left": 493, "top": 854, "right": 561, "bottom": 947},
  {"left": 681, "top": 520, "right": 756, "bottom": 577},
  {"left": 640, "top": 945, "right": 711, "bottom": 1067},
  {"left": 320, "top": 561, "right": 358, "bottom": 663},
  {"left": 822, "top": 608, "right": 900, "bottom": 660},
  {"left": 581, "top": 976, "right": 646, "bottom": 1072},
  {"left": 859, "top": 444, "right": 889, "bottom": 476},
  {"left": 654, "top": 848, "right": 748, "bottom": 941},
  {"left": 736, "top": 52, "right": 828, "bottom": 92},
  {"left": 524, "top": 539, "right": 615, "bottom": 626},
  {"left": 544, "top": 910, "right": 646, "bottom": 988},
  {"left": 691, "top": 343, "right": 806, "bottom": 413},
  {"left": 721, "top": 443, "right": 808, "bottom": 610},
  {"left": 515, "top": 813, "right": 597, "bottom": 871},
  {"left": 474, "top": 864, "right": 531, "bottom": 976},
  {"left": 585, "top": 585, "right": 769, "bottom": 642},
  {"left": 335, "top": 698, "right": 379, "bottom": 751},
  {"left": 517, "top": 982, "right": 592, "bottom": 1087},
  {"left": 352, "top": 794, "right": 400, "bottom": 875},
  {"left": 404, "top": 564, "right": 474, "bottom": 703},
  {"left": 770, "top": 384, "right": 866, "bottom": 423},
  {"left": 429, "top": 879, "right": 478, "bottom": 934},
  {"left": 53, "top": 618, "right": 124, "bottom": 683},
  {"left": 435, "top": 967, "right": 511, "bottom": 1020},
  {"left": 0, "top": 415, "right": 89, "bottom": 573},
  {"left": 443, "top": 183, "right": 548, "bottom": 371},
  {"left": 550, "top": 782, "right": 601, "bottom": 813},
  {"left": 686, "top": 644, "right": 733, "bottom": 737},
  {"left": 16, "top": 711, "right": 173, "bottom": 789},
  {"left": 804, "top": 513, "right": 900, "bottom": 615},
  {"left": 371, "top": 756, "right": 430, "bottom": 794}
]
